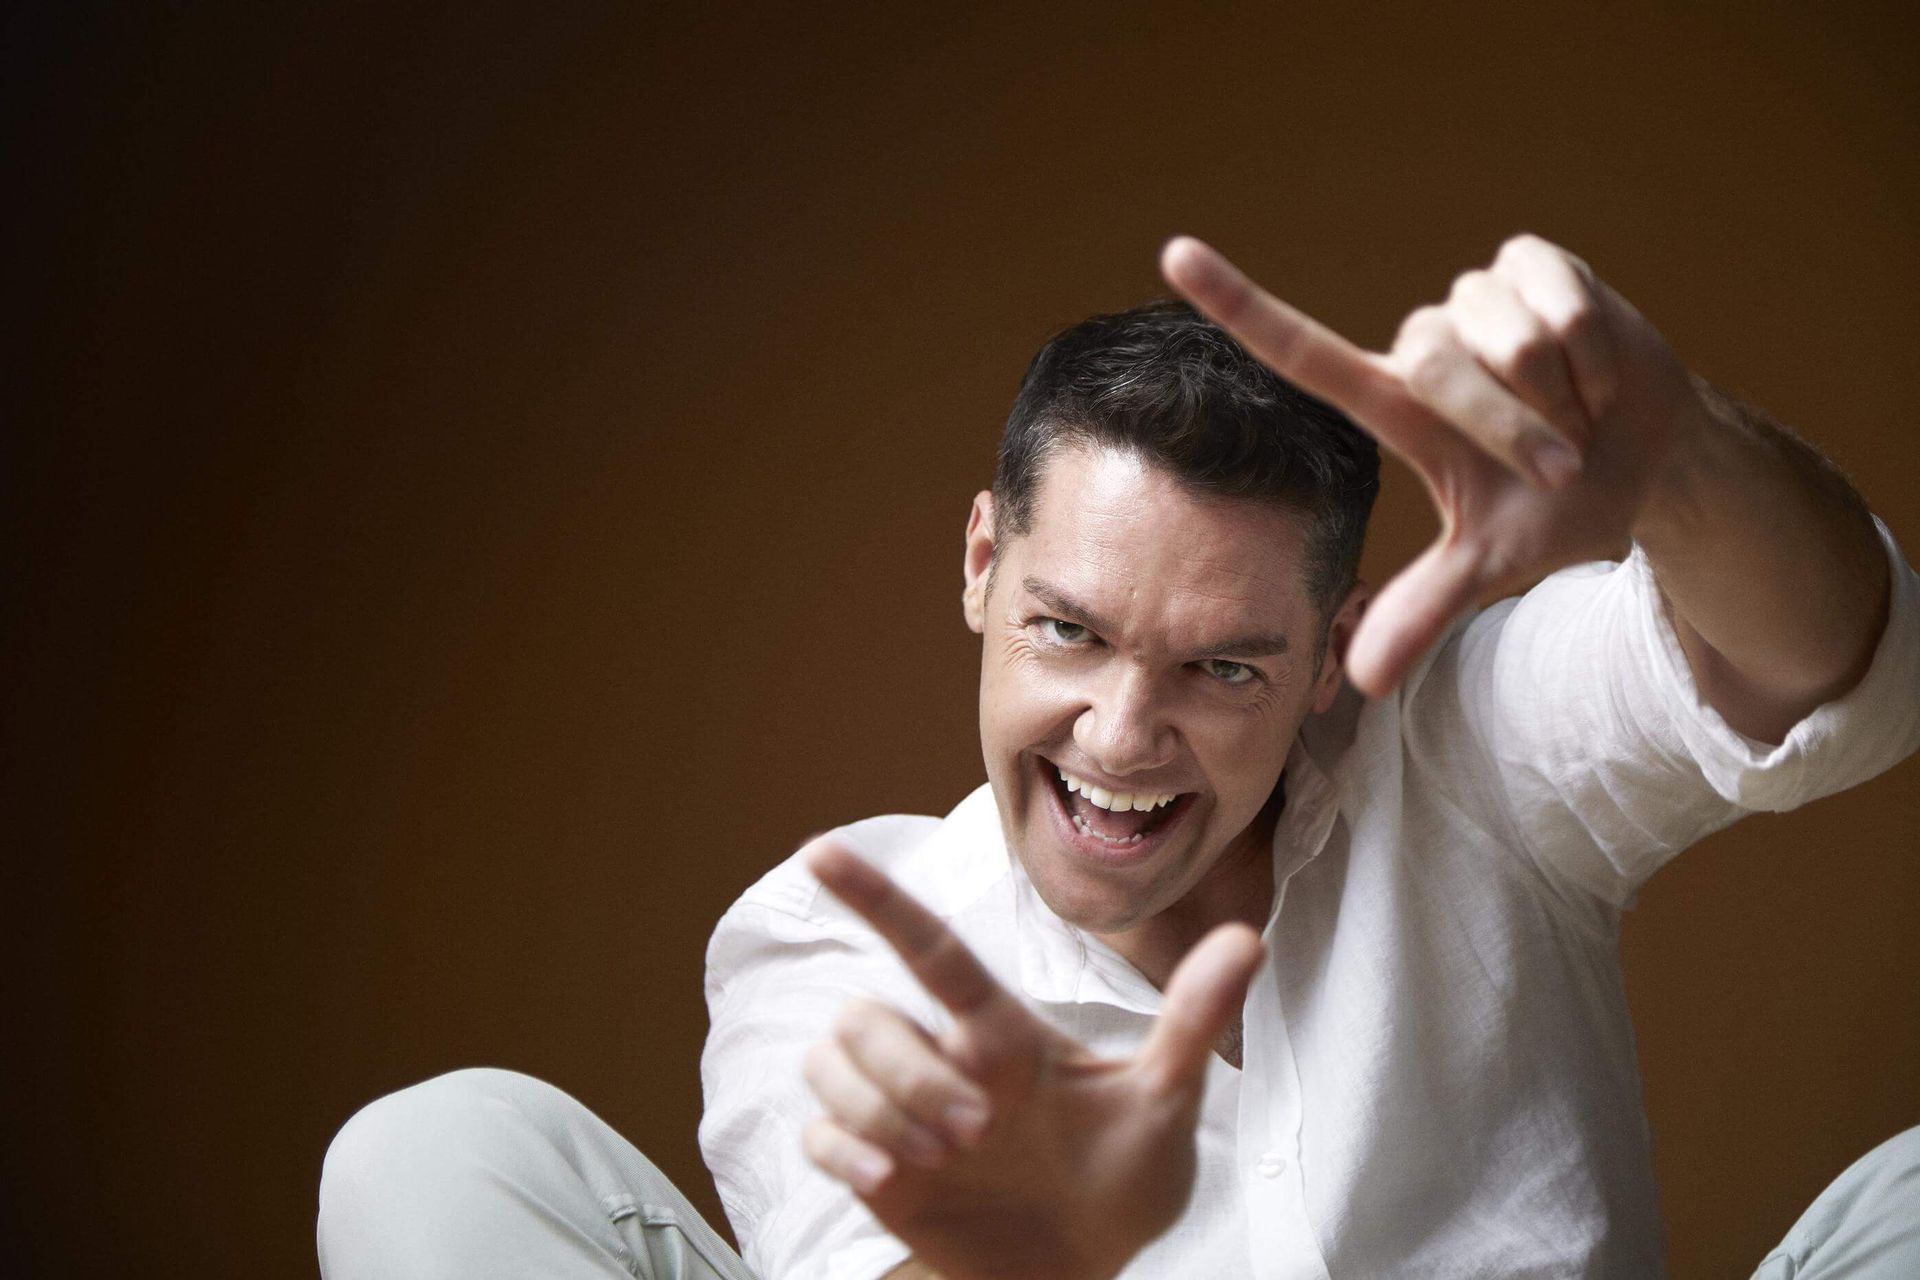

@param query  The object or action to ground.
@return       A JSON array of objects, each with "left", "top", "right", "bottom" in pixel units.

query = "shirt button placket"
[{"left": 1241, "top": 875, "right": 1329, "bottom": 1280}]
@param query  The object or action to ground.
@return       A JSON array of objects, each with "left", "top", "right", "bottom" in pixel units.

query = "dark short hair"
[{"left": 991, "top": 299, "right": 1380, "bottom": 617}]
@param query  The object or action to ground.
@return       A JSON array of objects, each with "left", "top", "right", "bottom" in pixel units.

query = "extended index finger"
[
  {"left": 1160, "top": 236, "right": 1441, "bottom": 465},
  {"left": 807, "top": 840, "right": 1015, "bottom": 1024}
]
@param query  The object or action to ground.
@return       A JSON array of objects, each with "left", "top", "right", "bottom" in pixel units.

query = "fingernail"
[
  {"left": 848, "top": 1149, "right": 893, "bottom": 1194},
  {"left": 945, "top": 1101, "right": 990, "bottom": 1145},
  {"left": 1530, "top": 435, "right": 1583, "bottom": 488}
]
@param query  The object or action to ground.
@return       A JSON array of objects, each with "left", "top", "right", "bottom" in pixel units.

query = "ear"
[
  {"left": 962, "top": 491, "right": 997, "bottom": 633},
  {"left": 1310, "top": 581, "right": 1370, "bottom": 714}
]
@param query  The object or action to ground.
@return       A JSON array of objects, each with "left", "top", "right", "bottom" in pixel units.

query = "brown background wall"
[{"left": 6, "top": 3, "right": 1916, "bottom": 1276}]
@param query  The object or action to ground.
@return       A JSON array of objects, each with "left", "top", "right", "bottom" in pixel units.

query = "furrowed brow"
[
  {"left": 1022, "top": 577, "right": 1117, "bottom": 636},
  {"left": 1023, "top": 575, "right": 1291, "bottom": 660},
  {"left": 1186, "top": 633, "right": 1290, "bottom": 661}
]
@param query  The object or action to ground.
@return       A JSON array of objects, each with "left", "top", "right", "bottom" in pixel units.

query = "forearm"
[{"left": 1632, "top": 376, "right": 1889, "bottom": 743}]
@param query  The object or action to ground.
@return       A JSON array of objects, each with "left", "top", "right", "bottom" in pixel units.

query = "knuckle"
[
  {"left": 1498, "top": 231, "right": 1551, "bottom": 262},
  {"left": 801, "top": 1117, "right": 835, "bottom": 1164},
  {"left": 845, "top": 1090, "right": 893, "bottom": 1137},
  {"left": 1447, "top": 269, "right": 1491, "bottom": 304},
  {"left": 1394, "top": 310, "right": 1454, "bottom": 394},
  {"left": 1394, "top": 303, "right": 1444, "bottom": 348},
  {"left": 1487, "top": 404, "right": 1539, "bottom": 448},
  {"left": 899, "top": 1064, "right": 950, "bottom": 1113},
  {"left": 1464, "top": 531, "right": 1523, "bottom": 589},
  {"left": 1493, "top": 328, "right": 1557, "bottom": 384},
  {"left": 832, "top": 998, "right": 884, "bottom": 1042},
  {"left": 1402, "top": 343, "right": 1455, "bottom": 399},
  {"left": 801, "top": 1039, "right": 832, "bottom": 1084},
  {"left": 1545, "top": 297, "right": 1601, "bottom": 344}
]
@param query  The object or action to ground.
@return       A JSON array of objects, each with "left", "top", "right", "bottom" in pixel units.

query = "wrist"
[{"left": 1629, "top": 373, "right": 1744, "bottom": 554}]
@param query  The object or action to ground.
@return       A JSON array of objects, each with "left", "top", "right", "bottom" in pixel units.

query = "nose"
[{"left": 1073, "top": 662, "right": 1175, "bottom": 778}]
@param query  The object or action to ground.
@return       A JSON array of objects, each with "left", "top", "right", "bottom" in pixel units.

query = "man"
[{"left": 318, "top": 236, "right": 1920, "bottom": 1278}]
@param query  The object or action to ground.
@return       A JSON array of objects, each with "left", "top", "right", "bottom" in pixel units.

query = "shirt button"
[{"left": 1255, "top": 1151, "right": 1286, "bottom": 1179}]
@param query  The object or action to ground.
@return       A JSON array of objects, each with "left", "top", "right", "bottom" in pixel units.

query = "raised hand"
[
  {"left": 800, "top": 841, "right": 1264, "bottom": 1280},
  {"left": 1161, "top": 233, "right": 1715, "bottom": 697}
]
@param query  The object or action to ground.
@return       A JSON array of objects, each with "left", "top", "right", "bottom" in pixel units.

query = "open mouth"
[{"left": 1039, "top": 757, "right": 1196, "bottom": 860}]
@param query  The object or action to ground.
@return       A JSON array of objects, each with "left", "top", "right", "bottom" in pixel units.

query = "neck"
[{"left": 1096, "top": 781, "right": 1282, "bottom": 990}]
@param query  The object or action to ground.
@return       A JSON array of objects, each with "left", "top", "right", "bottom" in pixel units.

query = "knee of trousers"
[
  {"left": 1838, "top": 1124, "right": 1920, "bottom": 1208},
  {"left": 1760, "top": 1124, "right": 1920, "bottom": 1277},
  {"left": 318, "top": 1068, "right": 627, "bottom": 1232}
]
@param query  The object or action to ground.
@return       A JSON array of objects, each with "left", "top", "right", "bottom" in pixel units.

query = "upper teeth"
[{"left": 1057, "top": 768, "right": 1179, "bottom": 813}]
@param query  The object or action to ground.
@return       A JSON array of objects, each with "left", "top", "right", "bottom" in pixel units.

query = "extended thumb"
[
  {"left": 1346, "top": 539, "right": 1482, "bottom": 698},
  {"left": 1139, "top": 923, "right": 1264, "bottom": 1096}
]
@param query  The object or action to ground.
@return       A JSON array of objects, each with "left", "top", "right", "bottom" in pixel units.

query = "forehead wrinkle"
[
  {"left": 1072, "top": 496, "right": 1303, "bottom": 603},
  {"left": 1158, "top": 581, "right": 1294, "bottom": 659}
]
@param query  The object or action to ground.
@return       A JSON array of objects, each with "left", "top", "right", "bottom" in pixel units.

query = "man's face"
[{"left": 963, "top": 443, "right": 1354, "bottom": 942}]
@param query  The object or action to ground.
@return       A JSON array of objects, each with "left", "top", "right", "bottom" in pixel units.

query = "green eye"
[
  {"left": 1037, "top": 618, "right": 1090, "bottom": 645},
  {"left": 1202, "top": 659, "right": 1256, "bottom": 685}
]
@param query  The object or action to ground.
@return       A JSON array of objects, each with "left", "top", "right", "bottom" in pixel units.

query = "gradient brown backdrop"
[{"left": 6, "top": 3, "right": 1917, "bottom": 1276}]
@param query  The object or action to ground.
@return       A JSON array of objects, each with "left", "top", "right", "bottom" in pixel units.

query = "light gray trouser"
[
  {"left": 1751, "top": 1125, "right": 1920, "bottom": 1279},
  {"left": 317, "top": 1067, "right": 1920, "bottom": 1279},
  {"left": 318, "top": 1068, "right": 755, "bottom": 1279}
]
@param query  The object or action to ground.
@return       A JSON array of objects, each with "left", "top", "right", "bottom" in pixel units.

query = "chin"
[{"left": 1019, "top": 857, "right": 1145, "bottom": 935}]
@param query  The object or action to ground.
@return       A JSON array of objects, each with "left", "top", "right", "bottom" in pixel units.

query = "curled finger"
[
  {"left": 1493, "top": 234, "right": 1619, "bottom": 422},
  {"left": 1447, "top": 269, "right": 1591, "bottom": 449},
  {"left": 833, "top": 998, "right": 993, "bottom": 1148},
  {"left": 802, "top": 1116, "right": 895, "bottom": 1197},
  {"left": 802, "top": 1036, "right": 953, "bottom": 1169},
  {"left": 1392, "top": 306, "right": 1583, "bottom": 490}
]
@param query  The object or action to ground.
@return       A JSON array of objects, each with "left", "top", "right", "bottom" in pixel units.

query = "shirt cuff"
[
  {"left": 778, "top": 1234, "right": 913, "bottom": 1280},
  {"left": 1627, "top": 514, "right": 1920, "bottom": 813}
]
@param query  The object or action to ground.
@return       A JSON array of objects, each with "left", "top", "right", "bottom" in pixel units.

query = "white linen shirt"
[{"left": 700, "top": 523, "right": 1920, "bottom": 1280}]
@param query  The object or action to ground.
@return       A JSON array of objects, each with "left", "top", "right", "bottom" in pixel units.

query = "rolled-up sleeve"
[{"left": 1427, "top": 516, "right": 1920, "bottom": 909}]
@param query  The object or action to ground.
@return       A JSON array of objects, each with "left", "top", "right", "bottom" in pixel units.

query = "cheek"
[
  {"left": 1190, "top": 701, "right": 1300, "bottom": 795},
  {"left": 983, "top": 649, "right": 1080, "bottom": 743}
]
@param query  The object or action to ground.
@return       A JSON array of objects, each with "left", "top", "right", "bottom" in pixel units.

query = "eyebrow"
[{"left": 1021, "top": 575, "right": 1290, "bottom": 659}]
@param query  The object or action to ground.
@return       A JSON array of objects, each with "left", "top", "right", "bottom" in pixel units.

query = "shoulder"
[
  {"left": 1299, "top": 558, "right": 1631, "bottom": 780},
  {"left": 1388, "top": 555, "right": 1642, "bottom": 729},
  {"left": 722, "top": 812, "right": 944, "bottom": 928},
  {"left": 710, "top": 783, "right": 1011, "bottom": 958}
]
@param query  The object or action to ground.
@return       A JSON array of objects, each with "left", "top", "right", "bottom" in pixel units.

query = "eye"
[
  {"left": 1033, "top": 617, "right": 1092, "bottom": 647},
  {"left": 1200, "top": 658, "right": 1258, "bottom": 686}
]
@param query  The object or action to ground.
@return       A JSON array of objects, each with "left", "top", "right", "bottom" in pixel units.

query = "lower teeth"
[{"left": 1072, "top": 815, "right": 1145, "bottom": 845}]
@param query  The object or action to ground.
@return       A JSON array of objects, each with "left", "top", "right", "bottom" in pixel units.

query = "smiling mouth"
[{"left": 1042, "top": 759, "right": 1196, "bottom": 849}]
